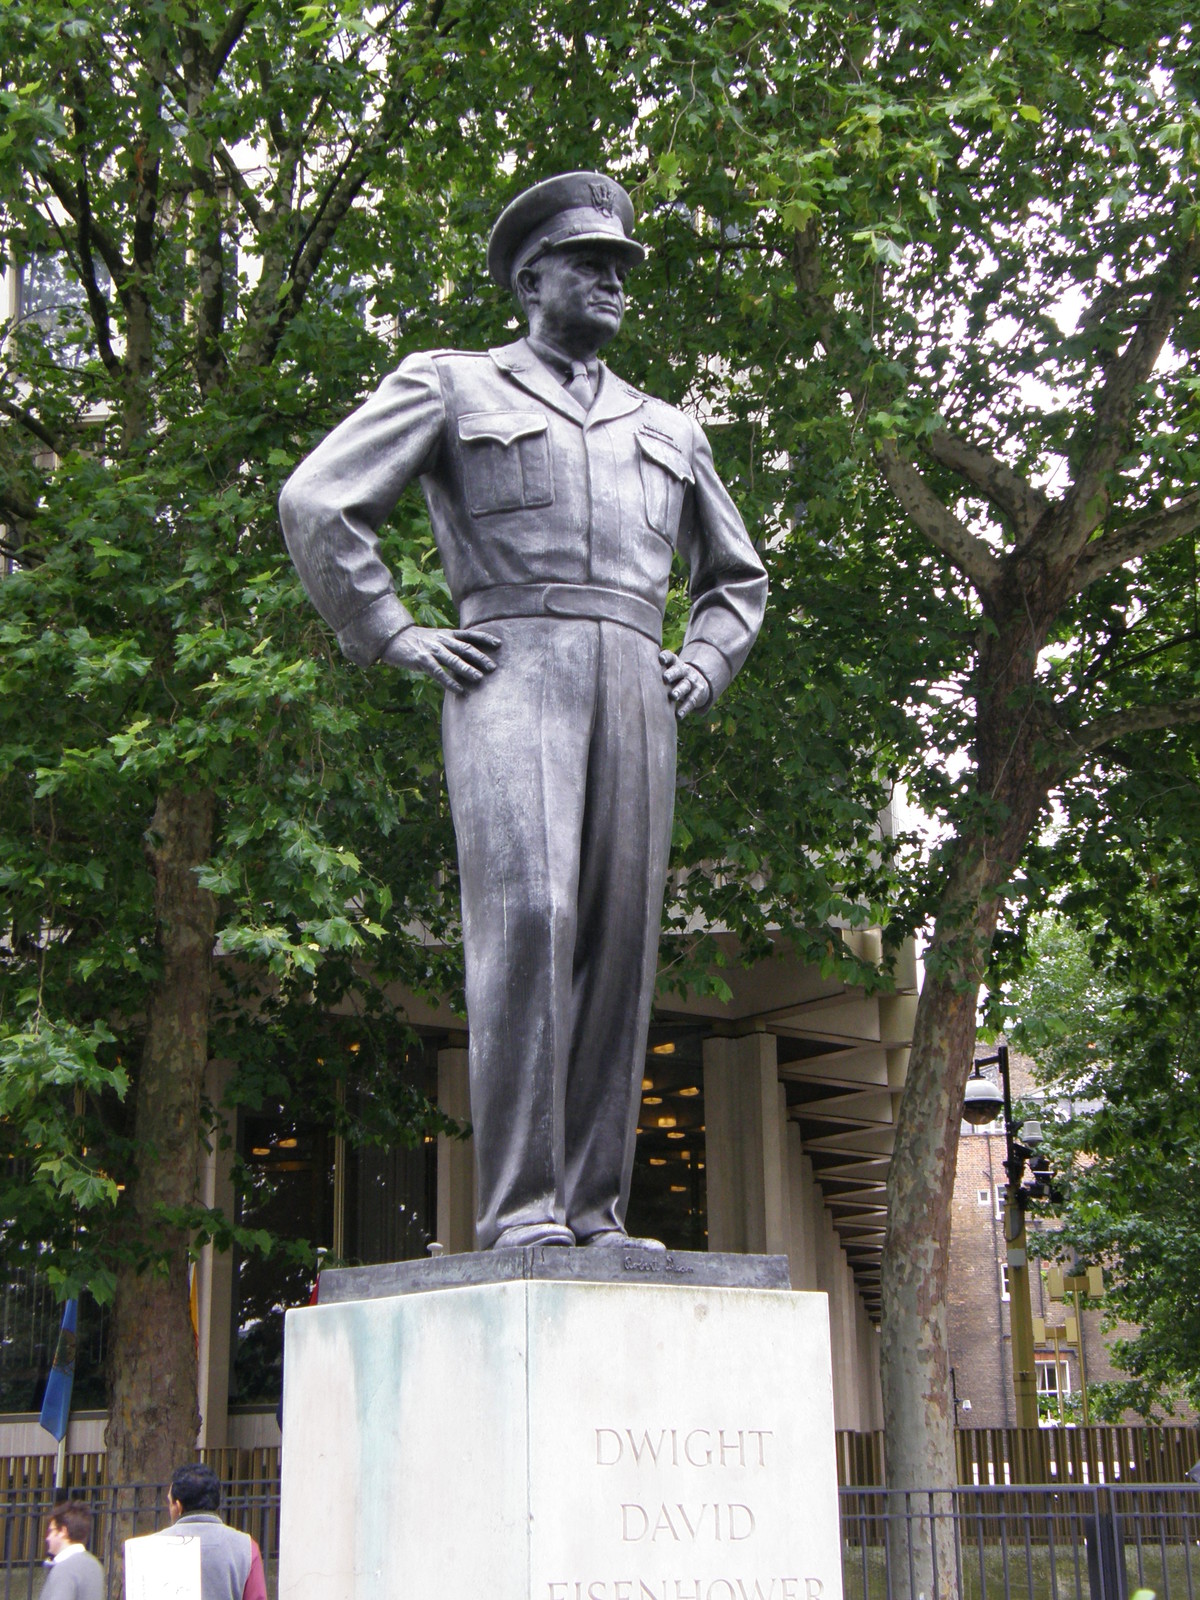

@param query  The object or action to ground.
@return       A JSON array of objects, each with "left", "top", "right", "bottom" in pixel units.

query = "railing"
[
  {"left": 4, "top": 1447, "right": 1200, "bottom": 1600},
  {"left": 841, "top": 1484, "right": 1200, "bottom": 1600},
  {"left": 834, "top": 1427, "right": 1200, "bottom": 1488},
  {"left": 0, "top": 1453, "right": 280, "bottom": 1598}
]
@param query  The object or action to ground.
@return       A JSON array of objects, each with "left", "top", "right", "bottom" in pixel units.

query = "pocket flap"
[
  {"left": 637, "top": 430, "right": 694, "bottom": 484},
  {"left": 459, "top": 411, "right": 548, "bottom": 448}
]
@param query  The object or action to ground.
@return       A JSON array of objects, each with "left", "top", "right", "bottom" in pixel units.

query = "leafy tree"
[
  {"left": 619, "top": 1, "right": 1200, "bottom": 1565},
  {"left": 1004, "top": 884, "right": 1200, "bottom": 1419},
  {"left": 0, "top": 0, "right": 669, "bottom": 1482}
]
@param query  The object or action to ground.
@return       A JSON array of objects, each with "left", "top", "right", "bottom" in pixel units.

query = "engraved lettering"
[
  {"left": 589, "top": 1584, "right": 606, "bottom": 1600},
  {"left": 614, "top": 1585, "right": 632, "bottom": 1600},
  {"left": 804, "top": 1583, "right": 823, "bottom": 1599},
  {"left": 621, "top": 1505, "right": 649, "bottom": 1542},
  {"left": 746, "top": 1430, "right": 773, "bottom": 1466},
  {"left": 597, "top": 1428, "right": 623, "bottom": 1466},
  {"left": 627, "top": 1430, "right": 668, "bottom": 1466},
  {"left": 781, "top": 1582, "right": 798, "bottom": 1600},
  {"left": 718, "top": 1431, "right": 745, "bottom": 1468},
  {"left": 548, "top": 1586, "right": 567, "bottom": 1600},
  {"left": 729, "top": 1505, "right": 756, "bottom": 1541},
  {"left": 640, "top": 1586, "right": 665, "bottom": 1600},
  {"left": 652, "top": 1504, "right": 680, "bottom": 1542},
  {"left": 675, "top": 1583, "right": 701, "bottom": 1600},
  {"left": 707, "top": 1584, "right": 736, "bottom": 1600},
  {"left": 684, "top": 1429, "right": 713, "bottom": 1467},
  {"left": 673, "top": 1503, "right": 700, "bottom": 1540},
  {"left": 735, "top": 1583, "right": 776, "bottom": 1600}
]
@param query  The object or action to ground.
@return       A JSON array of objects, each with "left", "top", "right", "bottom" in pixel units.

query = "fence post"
[{"left": 1086, "top": 1489, "right": 1126, "bottom": 1600}]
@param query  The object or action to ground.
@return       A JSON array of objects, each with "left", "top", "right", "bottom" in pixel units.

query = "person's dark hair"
[
  {"left": 168, "top": 1463, "right": 221, "bottom": 1513},
  {"left": 49, "top": 1502, "right": 92, "bottom": 1547}
]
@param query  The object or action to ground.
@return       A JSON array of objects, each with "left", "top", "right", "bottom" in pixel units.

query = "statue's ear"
[{"left": 515, "top": 264, "right": 540, "bottom": 309}]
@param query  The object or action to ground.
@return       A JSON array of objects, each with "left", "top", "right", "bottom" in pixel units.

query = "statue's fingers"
[
  {"left": 455, "top": 630, "right": 503, "bottom": 650},
  {"left": 444, "top": 638, "right": 499, "bottom": 672}
]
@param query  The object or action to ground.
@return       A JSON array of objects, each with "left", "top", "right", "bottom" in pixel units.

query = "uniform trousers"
[{"left": 442, "top": 616, "right": 677, "bottom": 1247}]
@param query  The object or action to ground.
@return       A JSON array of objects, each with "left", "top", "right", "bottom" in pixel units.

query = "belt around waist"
[{"left": 459, "top": 583, "right": 663, "bottom": 644}]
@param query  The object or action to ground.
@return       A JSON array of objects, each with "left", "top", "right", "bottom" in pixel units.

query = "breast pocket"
[
  {"left": 637, "top": 431, "right": 694, "bottom": 542},
  {"left": 458, "top": 411, "right": 554, "bottom": 516}
]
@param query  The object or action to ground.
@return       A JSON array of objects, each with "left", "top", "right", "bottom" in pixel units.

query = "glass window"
[
  {"left": 16, "top": 252, "right": 102, "bottom": 368},
  {"left": 625, "top": 1028, "right": 707, "bottom": 1251}
]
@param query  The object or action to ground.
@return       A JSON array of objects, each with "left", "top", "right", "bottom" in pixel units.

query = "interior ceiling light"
[
  {"left": 670, "top": 1184, "right": 687, "bottom": 1193},
  {"left": 657, "top": 1115, "right": 677, "bottom": 1128},
  {"left": 667, "top": 1131, "right": 685, "bottom": 1140},
  {"left": 251, "top": 1147, "right": 271, "bottom": 1157},
  {"left": 642, "top": 1077, "right": 653, "bottom": 1091},
  {"left": 651, "top": 1042, "right": 676, "bottom": 1055},
  {"left": 643, "top": 1095, "right": 663, "bottom": 1105},
  {"left": 277, "top": 1137, "right": 299, "bottom": 1149},
  {"left": 649, "top": 1157, "right": 667, "bottom": 1167},
  {"left": 678, "top": 1085, "right": 700, "bottom": 1097}
]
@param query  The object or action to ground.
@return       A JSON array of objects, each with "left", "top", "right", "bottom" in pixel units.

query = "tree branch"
[
  {"left": 1055, "top": 227, "right": 1200, "bottom": 559},
  {"left": 1056, "top": 697, "right": 1200, "bottom": 765},
  {"left": 213, "top": 142, "right": 264, "bottom": 231},
  {"left": 874, "top": 438, "right": 1004, "bottom": 596},
  {"left": 1071, "top": 488, "right": 1200, "bottom": 593},
  {"left": 208, "top": 2, "right": 258, "bottom": 81},
  {"left": 0, "top": 397, "right": 74, "bottom": 458},
  {"left": 38, "top": 166, "right": 129, "bottom": 289},
  {"left": 923, "top": 430, "right": 1048, "bottom": 541}
]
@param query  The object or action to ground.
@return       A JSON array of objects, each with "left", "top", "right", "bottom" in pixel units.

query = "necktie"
[{"left": 565, "top": 360, "right": 596, "bottom": 410}]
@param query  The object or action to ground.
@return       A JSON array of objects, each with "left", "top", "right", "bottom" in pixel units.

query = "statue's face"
[{"left": 525, "top": 244, "right": 629, "bottom": 353}]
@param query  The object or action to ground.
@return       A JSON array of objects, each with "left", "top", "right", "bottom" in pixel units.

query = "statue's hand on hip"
[
  {"left": 382, "top": 626, "right": 501, "bottom": 694},
  {"left": 658, "top": 651, "right": 712, "bottom": 720}
]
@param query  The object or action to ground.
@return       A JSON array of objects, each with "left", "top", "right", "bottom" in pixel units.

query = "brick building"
[{"left": 947, "top": 1048, "right": 1127, "bottom": 1427}]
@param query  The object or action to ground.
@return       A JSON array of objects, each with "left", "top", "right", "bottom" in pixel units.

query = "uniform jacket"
[{"left": 280, "top": 339, "right": 767, "bottom": 702}]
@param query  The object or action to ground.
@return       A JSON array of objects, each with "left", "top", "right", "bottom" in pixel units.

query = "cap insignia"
[{"left": 589, "top": 182, "right": 616, "bottom": 217}]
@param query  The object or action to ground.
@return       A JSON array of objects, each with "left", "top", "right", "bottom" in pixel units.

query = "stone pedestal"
[{"left": 279, "top": 1253, "right": 843, "bottom": 1600}]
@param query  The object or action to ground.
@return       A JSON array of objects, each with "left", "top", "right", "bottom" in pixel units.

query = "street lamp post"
[{"left": 963, "top": 1043, "right": 1050, "bottom": 1437}]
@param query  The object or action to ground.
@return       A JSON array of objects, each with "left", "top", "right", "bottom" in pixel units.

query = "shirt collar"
[
  {"left": 53, "top": 1545, "right": 85, "bottom": 1564},
  {"left": 524, "top": 335, "right": 599, "bottom": 386}
]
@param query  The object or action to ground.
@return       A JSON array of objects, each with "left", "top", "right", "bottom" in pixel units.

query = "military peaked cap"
[{"left": 487, "top": 171, "right": 647, "bottom": 290}]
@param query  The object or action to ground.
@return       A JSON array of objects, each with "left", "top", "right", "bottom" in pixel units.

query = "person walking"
[
  {"left": 41, "top": 1502, "right": 103, "bottom": 1600},
  {"left": 157, "top": 1464, "right": 266, "bottom": 1600}
]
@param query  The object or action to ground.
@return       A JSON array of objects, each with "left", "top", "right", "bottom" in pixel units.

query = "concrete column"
[
  {"left": 702, "top": 1032, "right": 787, "bottom": 1255},
  {"left": 195, "top": 1060, "right": 235, "bottom": 1448},
  {"left": 437, "top": 1046, "right": 476, "bottom": 1254},
  {"left": 784, "top": 1126, "right": 820, "bottom": 1292}
]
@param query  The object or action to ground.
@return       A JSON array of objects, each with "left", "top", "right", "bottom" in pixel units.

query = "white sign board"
[{"left": 124, "top": 1531, "right": 202, "bottom": 1600}]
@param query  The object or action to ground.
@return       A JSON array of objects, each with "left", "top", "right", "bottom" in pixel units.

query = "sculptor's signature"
[{"left": 622, "top": 1253, "right": 695, "bottom": 1276}]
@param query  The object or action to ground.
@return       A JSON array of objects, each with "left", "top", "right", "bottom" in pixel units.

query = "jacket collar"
[{"left": 489, "top": 339, "right": 645, "bottom": 429}]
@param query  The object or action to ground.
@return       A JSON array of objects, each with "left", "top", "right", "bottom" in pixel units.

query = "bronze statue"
[{"left": 280, "top": 172, "right": 766, "bottom": 1251}]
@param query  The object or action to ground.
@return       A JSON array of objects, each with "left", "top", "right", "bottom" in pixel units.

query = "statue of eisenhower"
[{"left": 280, "top": 172, "right": 767, "bottom": 1253}]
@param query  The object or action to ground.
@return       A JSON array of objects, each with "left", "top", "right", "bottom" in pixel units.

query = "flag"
[{"left": 39, "top": 1298, "right": 78, "bottom": 1443}]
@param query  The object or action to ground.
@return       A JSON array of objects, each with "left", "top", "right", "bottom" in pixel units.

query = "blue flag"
[{"left": 39, "top": 1298, "right": 78, "bottom": 1443}]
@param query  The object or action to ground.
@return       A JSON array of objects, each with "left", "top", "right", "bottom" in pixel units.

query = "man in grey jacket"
[
  {"left": 41, "top": 1502, "right": 103, "bottom": 1600},
  {"left": 281, "top": 171, "right": 766, "bottom": 1252},
  {"left": 158, "top": 1464, "right": 266, "bottom": 1600}
]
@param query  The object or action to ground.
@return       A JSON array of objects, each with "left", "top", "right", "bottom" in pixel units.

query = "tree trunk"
[
  {"left": 879, "top": 834, "right": 1000, "bottom": 1600},
  {"left": 106, "top": 785, "right": 216, "bottom": 1496}
]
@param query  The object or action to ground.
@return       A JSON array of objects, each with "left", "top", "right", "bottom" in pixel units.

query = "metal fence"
[
  {"left": 841, "top": 1484, "right": 1200, "bottom": 1600},
  {"left": 0, "top": 1475, "right": 279, "bottom": 1600},
  {"left": 4, "top": 1473, "right": 1199, "bottom": 1599}
]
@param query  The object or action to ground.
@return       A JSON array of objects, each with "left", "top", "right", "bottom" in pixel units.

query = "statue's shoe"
[
  {"left": 578, "top": 1229, "right": 667, "bottom": 1252},
  {"left": 491, "top": 1222, "right": 575, "bottom": 1249}
]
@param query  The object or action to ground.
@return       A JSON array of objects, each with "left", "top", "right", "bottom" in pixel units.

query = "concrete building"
[{"left": 0, "top": 929, "right": 916, "bottom": 1456}]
